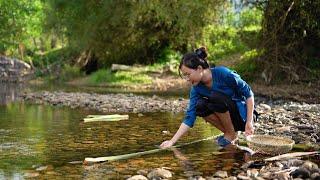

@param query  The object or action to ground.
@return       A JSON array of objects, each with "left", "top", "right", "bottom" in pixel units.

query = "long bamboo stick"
[{"left": 84, "top": 134, "right": 223, "bottom": 163}]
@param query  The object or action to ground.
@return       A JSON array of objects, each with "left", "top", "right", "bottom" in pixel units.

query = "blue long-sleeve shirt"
[{"left": 183, "top": 66, "right": 254, "bottom": 127}]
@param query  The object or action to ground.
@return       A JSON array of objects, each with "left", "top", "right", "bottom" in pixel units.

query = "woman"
[{"left": 160, "top": 47, "right": 255, "bottom": 148}]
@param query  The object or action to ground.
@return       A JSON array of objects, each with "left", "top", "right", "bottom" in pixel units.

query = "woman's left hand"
[{"left": 245, "top": 122, "right": 254, "bottom": 136}]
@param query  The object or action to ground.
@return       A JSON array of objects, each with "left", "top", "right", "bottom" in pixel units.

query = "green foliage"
[
  {"left": 88, "top": 69, "right": 152, "bottom": 85},
  {"left": 0, "top": 0, "right": 44, "bottom": 56},
  {"left": 146, "top": 48, "right": 181, "bottom": 74},
  {"left": 235, "top": 49, "right": 260, "bottom": 81},
  {"left": 198, "top": 6, "right": 262, "bottom": 65},
  {"left": 45, "top": 0, "right": 225, "bottom": 65},
  {"left": 41, "top": 64, "right": 83, "bottom": 82},
  {"left": 60, "top": 64, "right": 83, "bottom": 81},
  {"left": 32, "top": 47, "right": 78, "bottom": 68},
  {"left": 201, "top": 25, "right": 248, "bottom": 62},
  {"left": 259, "top": 0, "right": 320, "bottom": 82},
  {"left": 239, "top": 8, "right": 263, "bottom": 28}
]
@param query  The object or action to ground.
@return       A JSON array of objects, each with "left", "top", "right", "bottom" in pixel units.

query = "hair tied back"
[{"left": 195, "top": 47, "right": 207, "bottom": 60}]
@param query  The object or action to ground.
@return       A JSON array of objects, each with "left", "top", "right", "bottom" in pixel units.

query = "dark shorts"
[{"left": 195, "top": 91, "right": 246, "bottom": 131}]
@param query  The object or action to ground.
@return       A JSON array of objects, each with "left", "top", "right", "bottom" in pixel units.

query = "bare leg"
[
  {"left": 203, "top": 114, "right": 225, "bottom": 133},
  {"left": 214, "top": 111, "right": 237, "bottom": 142}
]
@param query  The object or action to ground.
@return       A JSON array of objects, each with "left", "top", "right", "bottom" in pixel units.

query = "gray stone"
[
  {"left": 290, "top": 167, "right": 310, "bottom": 179},
  {"left": 36, "top": 165, "right": 48, "bottom": 171},
  {"left": 147, "top": 168, "right": 172, "bottom": 179},
  {"left": 237, "top": 174, "right": 251, "bottom": 180},
  {"left": 301, "top": 161, "right": 318, "bottom": 171},
  {"left": 0, "top": 56, "right": 33, "bottom": 82},
  {"left": 311, "top": 172, "right": 320, "bottom": 179},
  {"left": 247, "top": 169, "right": 259, "bottom": 178},
  {"left": 188, "top": 176, "right": 206, "bottom": 180},
  {"left": 137, "top": 169, "right": 148, "bottom": 176},
  {"left": 287, "top": 159, "right": 304, "bottom": 167},
  {"left": 127, "top": 175, "right": 148, "bottom": 180},
  {"left": 214, "top": 170, "right": 228, "bottom": 178},
  {"left": 259, "top": 103, "right": 272, "bottom": 111}
]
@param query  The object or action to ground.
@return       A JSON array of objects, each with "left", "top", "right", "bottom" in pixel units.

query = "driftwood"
[
  {"left": 84, "top": 134, "right": 224, "bottom": 163},
  {"left": 264, "top": 151, "right": 320, "bottom": 161},
  {"left": 111, "top": 64, "right": 131, "bottom": 72},
  {"left": 83, "top": 114, "right": 129, "bottom": 123}
]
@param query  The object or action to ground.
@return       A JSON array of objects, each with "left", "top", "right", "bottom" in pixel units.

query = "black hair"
[{"left": 178, "top": 47, "right": 211, "bottom": 77}]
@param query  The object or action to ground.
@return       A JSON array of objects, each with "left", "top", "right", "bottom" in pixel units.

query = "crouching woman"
[{"left": 160, "top": 47, "right": 255, "bottom": 148}]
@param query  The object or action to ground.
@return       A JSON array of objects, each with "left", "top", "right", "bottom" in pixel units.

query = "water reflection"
[
  {"left": 0, "top": 83, "right": 24, "bottom": 105},
  {"left": 0, "top": 102, "right": 223, "bottom": 179}
]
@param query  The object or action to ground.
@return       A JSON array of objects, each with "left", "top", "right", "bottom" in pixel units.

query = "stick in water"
[
  {"left": 84, "top": 134, "right": 224, "bottom": 163},
  {"left": 264, "top": 151, "right": 320, "bottom": 161}
]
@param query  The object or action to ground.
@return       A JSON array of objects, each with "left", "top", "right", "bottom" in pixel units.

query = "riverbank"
[{"left": 63, "top": 70, "right": 320, "bottom": 104}]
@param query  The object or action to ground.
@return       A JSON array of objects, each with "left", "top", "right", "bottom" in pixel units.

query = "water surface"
[{"left": 0, "top": 101, "right": 254, "bottom": 179}]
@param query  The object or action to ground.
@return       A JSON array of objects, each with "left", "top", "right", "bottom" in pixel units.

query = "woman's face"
[{"left": 180, "top": 65, "right": 203, "bottom": 85}]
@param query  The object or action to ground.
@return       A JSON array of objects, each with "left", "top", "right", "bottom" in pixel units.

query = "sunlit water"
[
  {"left": 0, "top": 102, "right": 250, "bottom": 179},
  {"left": 0, "top": 83, "right": 251, "bottom": 179}
]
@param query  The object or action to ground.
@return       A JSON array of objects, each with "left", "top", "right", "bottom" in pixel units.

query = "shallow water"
[
  {"left": 0, "top": 98, "right": 254, "bottom": 179},
  {"left": 4, "top": 83, "right": 318, "bottom": 179}
]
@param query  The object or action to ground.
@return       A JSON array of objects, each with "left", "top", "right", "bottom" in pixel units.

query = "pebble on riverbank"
[{"left": 126, "top": 158, "right": 320, "bottom": 179}]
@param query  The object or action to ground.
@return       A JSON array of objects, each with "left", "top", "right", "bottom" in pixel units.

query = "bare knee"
[{"left": 203, "top": 114, "right": 219, "bottom": 123}]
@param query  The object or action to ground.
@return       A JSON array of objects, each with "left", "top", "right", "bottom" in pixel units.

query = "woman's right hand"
[{"left": 160, "top": 140, "right": 174, "bottom": 149}]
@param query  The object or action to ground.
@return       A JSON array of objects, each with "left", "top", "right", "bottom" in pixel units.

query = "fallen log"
[
  {"left": 111, "top": 64, "right": 131, "bottom": 72},
  {"left": 84, "top": 134, "right": 224, "bottom": 163},
  {"left": 264, "top": 151, "right": 320, "bottom": 161}
]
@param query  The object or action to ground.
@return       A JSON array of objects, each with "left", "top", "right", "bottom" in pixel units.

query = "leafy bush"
[
  {"left": 60, "top": 64, "right": 83, "bottom": 81},
  {"left": 146, "top": 48, "right": 182, "bottom": 74},
  {"left": 234, "top": 49, "right": 261, "bottom": 81},
  {"left": 88, "top": 69, "right": 152, "bottom": 85},
  {"left": 201, "top": 25, "right": 248, "bottom": 62}
]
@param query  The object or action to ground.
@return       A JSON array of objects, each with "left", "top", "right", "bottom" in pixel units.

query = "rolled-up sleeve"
[
  {"left": 183, "top": 87, "right": 199, "bottom": 128},
  {"left": 227, "top": 71, "right": 253, "bottom": 99}
]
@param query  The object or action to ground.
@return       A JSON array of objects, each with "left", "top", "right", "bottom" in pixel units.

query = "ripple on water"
[{"left": 0, "top": 142, "right": 37, "bottom": 156}]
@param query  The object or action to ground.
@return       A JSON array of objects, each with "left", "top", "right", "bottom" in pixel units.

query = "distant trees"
[
  {"left": 0, "top": 0, "right": 44, "bottom": 59},
  {"left": 44, "top": 0, "right": 224, "bottom": 66},
  {"left": 1, "top": 0, "right": 319, "bottom": 82}
]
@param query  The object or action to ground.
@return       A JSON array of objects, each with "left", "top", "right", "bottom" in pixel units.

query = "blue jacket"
[{"left": 183, "top": 66, "right": 254, "bottom": 127}]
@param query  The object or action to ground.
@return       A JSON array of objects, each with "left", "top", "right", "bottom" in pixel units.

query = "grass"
[{"left": 88, "top": 69, "right": 153, "bottom": 85}]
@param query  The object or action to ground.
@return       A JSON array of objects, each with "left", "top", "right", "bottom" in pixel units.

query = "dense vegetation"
[
  {"left": 259, "top": 0, "right": 320, "bottom": 83},
  {"left": 0, "top": 0, "right": 319, "bottom": 84}
]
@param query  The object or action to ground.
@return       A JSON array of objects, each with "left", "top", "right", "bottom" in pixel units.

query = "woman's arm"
[
  {"left": 160, "top": 123, "right": 190, "bottom": 148},
  {"left": 245, "top": 96, "right": 254, "bottom": 136},
  {"left": 225, "top": 69, "right": 255, "bottom": 135},
  {"left": 160, "top": 87, "right": 198, "bottom": 148}
]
